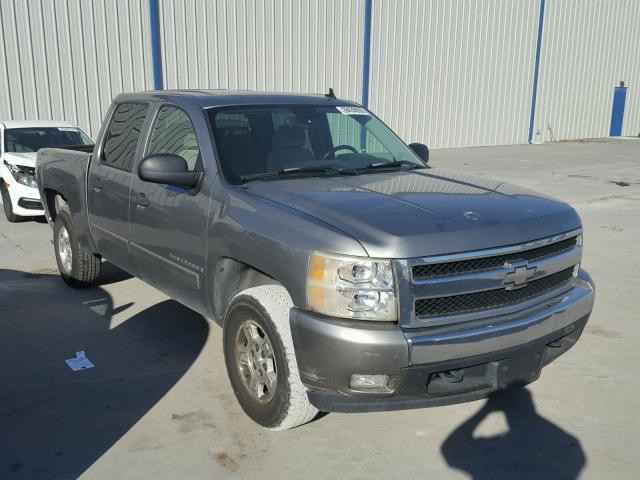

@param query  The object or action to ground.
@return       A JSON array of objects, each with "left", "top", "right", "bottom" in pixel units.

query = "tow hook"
[{"left": 437, "top": 370, "right": 464, "bottom": 383}]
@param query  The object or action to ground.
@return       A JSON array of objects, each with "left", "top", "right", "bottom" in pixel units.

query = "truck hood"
[
  {"left": 3, "top": 152, "right": 37, "bottom": 168},
  {"left": 245, "top": 168, "right": 582, "bottom": 258}
]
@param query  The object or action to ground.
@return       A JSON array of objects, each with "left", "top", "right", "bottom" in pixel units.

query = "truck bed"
[{"left": 36, "top": 147, "right": 95, "bottom": 247}]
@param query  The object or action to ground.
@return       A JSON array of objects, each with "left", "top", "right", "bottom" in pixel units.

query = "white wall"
[
  {"left": 0, "top": 0, "right": 154, "bottom": 137},
  {"left": 1, "top": 0, "right": 639, "bottom": 144},
  {"left": 159, "top": 0, "right": 364, "bottom": 103},
  {"left": 368, "top": 0, "right": 541, "bottom": 149},
  {"left": 533, "top": 0, "right": 640, "bottom": 142}
]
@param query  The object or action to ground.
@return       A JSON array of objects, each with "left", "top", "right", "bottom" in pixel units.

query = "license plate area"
[{"left": 426, "top": 349, "right": 544, "bottom": 397}]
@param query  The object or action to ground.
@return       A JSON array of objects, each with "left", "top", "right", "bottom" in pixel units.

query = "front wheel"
[
  {"left": 53, "top": 210, "right": 101, "bottom": 288},
  {"left": 1, "top": 182, "right": 20, "bottom": 223},
  {"left": 223, "top": 285, "right": 318, "bottom": 430}
]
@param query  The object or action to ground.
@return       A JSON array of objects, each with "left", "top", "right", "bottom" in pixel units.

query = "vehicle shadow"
[
  {"left": 95, "top": 260, "right": 134, "bottom": 285},
  {"left": 441, "top": 386, "right": 586, "bottom": 480},
  {"left": 0, "top": 269, "right": 209, "bottom": 479}
]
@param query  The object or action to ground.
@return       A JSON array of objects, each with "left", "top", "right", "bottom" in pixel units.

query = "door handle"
[
  {"left": 91, "top": 176, "right": 104, "bottom": 191},
  {"left": 135, "top": 192, "right": 150, "bottom": 207}
]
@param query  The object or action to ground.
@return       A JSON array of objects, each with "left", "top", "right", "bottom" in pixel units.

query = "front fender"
[{"left": 205, "top": 179, "right": 367, "bottom": 318}]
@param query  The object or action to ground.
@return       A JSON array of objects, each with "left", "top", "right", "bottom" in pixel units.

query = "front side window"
[
  {"left": 4, "top": 127, "right": 92, "bottom": 153},
  {"left": 147, "top": 106, "right": 201, "bottom": 171},
  {"left": 206, "top": 105, "right": 423, "bottom": 184},
  {"left": 102, "top": 102, "right": 149, "bottom": 171}
]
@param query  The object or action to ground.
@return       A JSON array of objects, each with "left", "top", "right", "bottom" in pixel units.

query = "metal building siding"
[
  {"left": 368, "top": 0, "right": 540, "bottom": 149},
  {"left": 159, "top": 0, "right": 364, "bottom": 102},
  {"left": 0, "top": 0, "right": 153, "bottom": 137},
  {"left": 534, "top": 0, "right": 640, "bottom": 142}
]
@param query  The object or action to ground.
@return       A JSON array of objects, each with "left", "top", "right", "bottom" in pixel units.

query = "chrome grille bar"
[{"left": 394, "top": 229, "right": 582, "bottom": 328}]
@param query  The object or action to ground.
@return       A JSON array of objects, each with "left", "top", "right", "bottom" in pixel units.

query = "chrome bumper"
[{"left": 404, "top": 269, "right": 595, "bottom": 365}]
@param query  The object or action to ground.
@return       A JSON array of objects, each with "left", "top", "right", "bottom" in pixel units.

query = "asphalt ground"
[{"left": 1, "top": 138, "right": 638, "bottom": 479}]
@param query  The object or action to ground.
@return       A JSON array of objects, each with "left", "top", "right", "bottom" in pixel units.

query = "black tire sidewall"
[
  {"left": 223, "top": 296, "right": 292, "bottom": 428},
  {"left": 1, "top": 183, "right": 19, "bottom": 222},
  {"left": 53, "top": 210, "right": 79, "bottom": 282}
]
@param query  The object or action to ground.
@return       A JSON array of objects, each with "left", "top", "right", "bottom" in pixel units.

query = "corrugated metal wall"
[
  {"left": 0, "top": 0, "right": 154, "bottom": 137},
  {"left": 158, "top": 0, "right": 363, "bottom": 103},
  {"left": 1, "top": 0, "right": 639, "bottom": 145},
  {"left": 368, "top": 0, "right": 541, "bottom": 149},
  {"left": 533, "top": 0, "right": 640, "bottom": 142}
]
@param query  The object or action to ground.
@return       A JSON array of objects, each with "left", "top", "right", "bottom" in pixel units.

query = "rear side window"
[
  {"left": 147, "top": 106, "right": 200, "bottom": 171},
  {"left": 102, "top": 102, "right": 148, "bottom": 171}
]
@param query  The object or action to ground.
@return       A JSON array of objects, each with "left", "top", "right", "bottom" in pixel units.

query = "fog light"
[{"left": 350, "top": 374, "right": 389, "bottom": 390}]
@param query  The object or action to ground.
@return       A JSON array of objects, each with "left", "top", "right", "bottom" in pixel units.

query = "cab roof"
[{"left": 114, "top": 89, "right": 362, "bottom": 109}]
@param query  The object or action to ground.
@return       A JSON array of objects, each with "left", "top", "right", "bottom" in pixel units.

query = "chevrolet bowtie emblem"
[{"left": 503, "top": 261, "right": 537, "bottom": 290}]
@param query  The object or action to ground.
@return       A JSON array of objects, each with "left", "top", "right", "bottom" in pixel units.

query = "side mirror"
[
  {"left": 409, "top": 143, "right": 429, "bottom": 164},
  {"left": 138, "top": 154, "right": 202, "bottom": 189}
]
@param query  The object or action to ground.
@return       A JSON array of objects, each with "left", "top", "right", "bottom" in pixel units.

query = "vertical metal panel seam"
[
  {"left": 135, "top": 0, "right": 148, "bottom": 89},
  {"left": 63, "top": 0, "right": 78, "bottom": 120},
  {"left": 38, "top": 0, "right": 52, "bottom": 118},
  {"left": 0, "top": 1, "right": 13, "bottom": 116},
  {"left": 528, "top": 0, "right": 546, "bottom": 143},
  {"left": 361, "top": 0, "right": 372, "bottom": 107},
  {"left": 9, "top": 0, "right": 26, "bottom": 117},
  {"left": 75, "top": 0, "right": 90, "bottom": 127},
  {"left": 23, "top": 1, "right": 40, "bottom": 118},
  {"left": 98, "top": 1, "right": 112, "bottom": 101}
]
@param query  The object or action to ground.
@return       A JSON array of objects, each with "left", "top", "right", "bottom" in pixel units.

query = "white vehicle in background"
[{"left": 0, "top": 121, "right": 93, "bottom": 222}]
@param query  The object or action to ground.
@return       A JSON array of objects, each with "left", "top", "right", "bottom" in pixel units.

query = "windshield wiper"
[
  {"left": 363, "top": 159, "right": 423, "bottom": 171},
  {"left": 240, "top": 165, "right": 357, "bottom": 182}
]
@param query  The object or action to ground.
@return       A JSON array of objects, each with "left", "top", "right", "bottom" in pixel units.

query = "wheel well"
[
  {"left": 213, "top": 258, "right": 280, "bottom": 325},
  {"left": 43, "top": 189, "right": 68, "bottom": 222}
]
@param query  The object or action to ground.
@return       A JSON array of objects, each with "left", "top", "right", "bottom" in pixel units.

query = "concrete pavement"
[{"left": 1, "top": 139, "right": 638, "bottom": 479}]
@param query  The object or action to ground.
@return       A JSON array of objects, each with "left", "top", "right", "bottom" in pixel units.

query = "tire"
[
  {"left": 1, "top": 182, "right": 21, "bottom": 223},
  {"left": 223, "top": 285, "right": 319, "bottom": 430},
  {"left": 53, "top": 210, "right": 101, "bottom": 288}
]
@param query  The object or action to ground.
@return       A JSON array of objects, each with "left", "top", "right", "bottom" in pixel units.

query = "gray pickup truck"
[{"left": 36, "top": 90, "right": 595, "bottom": 430}]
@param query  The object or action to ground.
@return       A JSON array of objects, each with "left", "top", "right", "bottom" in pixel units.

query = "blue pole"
[
  {"left": 528, "top": 0, "right": 546, "bottom": 143},
  {"left": 361, "top": 0, "right": 372, "bottom": 108},
  {"left": 360, "top": 0, "right": 372, "bottom": 150},
  {"left": 149, "top": 0, "right": 163, "bottom": 90}
]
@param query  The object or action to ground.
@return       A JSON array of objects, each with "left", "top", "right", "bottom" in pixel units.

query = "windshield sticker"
[
  {"left": 336, "top": 106, "right": 370, "bottom": 116},
  {"left": 58, "top": 127, "right": 79, "bottom": 132}
]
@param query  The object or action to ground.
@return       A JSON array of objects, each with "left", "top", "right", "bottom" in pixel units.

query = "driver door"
[{"left": 129, "top": 104, "right": 210, "bottom": 309}]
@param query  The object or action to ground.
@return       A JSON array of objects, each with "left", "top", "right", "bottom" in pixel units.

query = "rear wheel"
[
  {"left": 223, "top": 285, "right": 318, "bottom": 430},
  {"left": 53, "top": 210, "right": 101, "bottom": 288},
  {"left": 1, "top": 182, "right": 20, "bottom": 223}
]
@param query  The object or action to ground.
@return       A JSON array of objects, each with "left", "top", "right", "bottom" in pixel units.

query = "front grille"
[
  {"left": 414, "top": 267, "right": 575, "bottom": 317},
  {"left": 412, "top": 236, "right": 578, "bottom": 280}
]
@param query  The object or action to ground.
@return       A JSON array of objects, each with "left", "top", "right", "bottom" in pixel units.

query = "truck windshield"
[
  {"left": 206, "top": 105, "right": 424, "bottom": 184},
  {"left": 4, "top": 127, "right": 93, "bottom": 153}
]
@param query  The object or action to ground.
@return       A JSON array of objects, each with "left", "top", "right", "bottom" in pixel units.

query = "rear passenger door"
[
  {"left": 88, "top": 102, "right": 149, "bottom": 273},
  {"left": 129, "top": 104, "right": 210, "bottom": 309}
]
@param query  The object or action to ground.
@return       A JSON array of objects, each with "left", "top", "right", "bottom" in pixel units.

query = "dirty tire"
[
  {"left": 53, "top": 210, "right": 101, "bottom": 288},
  {"left": 223, "top": 285, "right": 319, "bottom": 430},
  {"left": 1, "top": 182, "right": 20, "bottom": 223}
]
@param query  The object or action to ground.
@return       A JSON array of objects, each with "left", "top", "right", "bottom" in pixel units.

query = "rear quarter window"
[{"left": 102, "top": 102, "right": 149, "bottom": 171}]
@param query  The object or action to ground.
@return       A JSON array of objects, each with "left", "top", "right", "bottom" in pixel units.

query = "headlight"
[
  {"left": 5, "top": 161, "right": 37, "bottom": 188},
  {"left": 307, "top": 251, "right": 397, "bottom": 321}
]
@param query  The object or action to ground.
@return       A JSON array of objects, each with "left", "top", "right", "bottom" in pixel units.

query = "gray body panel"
[
  {"left": 35, "top": 148, "right": 96, "bottom": 251},
  {"left": 244, "top": 169, "right": 582, "bottom": 259},
  {"left": 36, "top": 90, "right": 594, "bottom": 412}
]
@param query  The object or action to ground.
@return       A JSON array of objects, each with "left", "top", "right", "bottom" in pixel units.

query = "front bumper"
[
  {"left": 4, "top": 181, "right": 44, "bottom": 216},
  {"left": 290, "top": 269, "right": 595, "bottom": 412}
]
